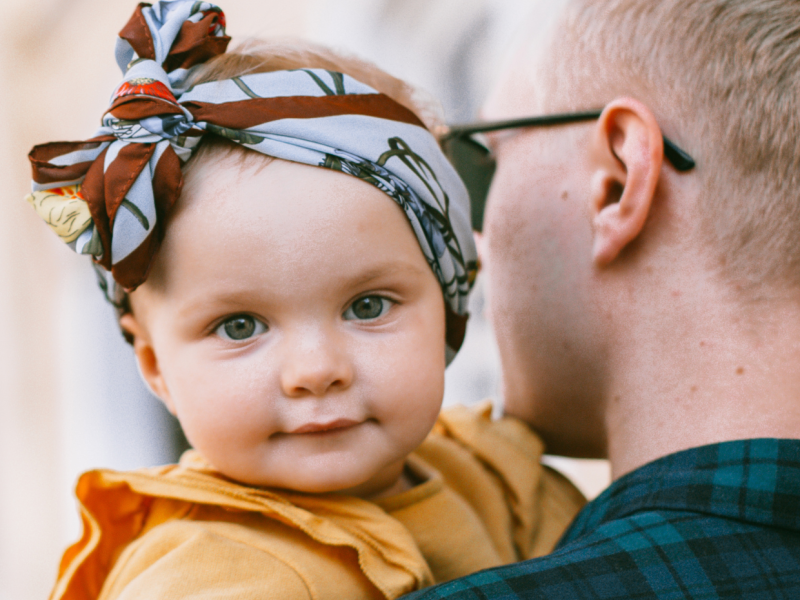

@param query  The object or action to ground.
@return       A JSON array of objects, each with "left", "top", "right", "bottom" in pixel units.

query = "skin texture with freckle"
[
  {"left": 122, "top": 154, "right": 447, "bottom": 498},
  {"left": 478, "top": 22, "right": 800, "bottom": 471}
]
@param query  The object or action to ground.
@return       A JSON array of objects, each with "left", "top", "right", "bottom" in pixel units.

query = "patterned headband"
[{"left": 25, "top": 0, "right": 477, "bottom": 355}]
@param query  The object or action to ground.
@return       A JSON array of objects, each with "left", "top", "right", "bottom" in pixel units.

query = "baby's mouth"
[{"left": 289, "top": 418, "right": 361, "bottom": 435}]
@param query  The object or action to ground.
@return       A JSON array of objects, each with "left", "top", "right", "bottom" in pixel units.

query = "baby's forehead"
[
  {"left": 153, "top": 155, "right": 427, "bottom": 288},
  {"left": 177, "top": 152, "right": 383, "bottom": 222},
  {"left": 180, "top": 142, "right": 275, "bottom": 203}
]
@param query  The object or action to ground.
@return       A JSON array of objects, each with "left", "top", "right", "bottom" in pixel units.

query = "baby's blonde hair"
[{"left": 542, "top": 0, "right": 800, "bottom": 290}]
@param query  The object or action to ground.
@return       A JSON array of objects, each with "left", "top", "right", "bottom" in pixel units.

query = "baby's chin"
[{"left": 208, "top": 452, "right": 406, "bottom": 498}]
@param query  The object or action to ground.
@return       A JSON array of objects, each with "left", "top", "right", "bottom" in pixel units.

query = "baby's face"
[{"left": 126, "top": 155, "right": 446, "bottom": 496}]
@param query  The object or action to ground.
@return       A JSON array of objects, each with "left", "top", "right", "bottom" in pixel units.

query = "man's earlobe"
[
  {"left": 589, "top": 98, "right": 664, "bottom": 266},
  {"left": 119, "top": 313, "right": 176, "bottom": 415}
]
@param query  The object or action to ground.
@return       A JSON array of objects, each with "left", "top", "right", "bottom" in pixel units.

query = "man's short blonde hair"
[{"left": 543, "top": 0, "right": 800, "bottom": 289}]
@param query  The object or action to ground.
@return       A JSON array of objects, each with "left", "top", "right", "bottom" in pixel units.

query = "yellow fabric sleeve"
[
  {"left": 415, "top": 402, "right": 586, "bottom": 561},
  {"left": 98, "top": 520, "right": 312, "bottom": 600}
]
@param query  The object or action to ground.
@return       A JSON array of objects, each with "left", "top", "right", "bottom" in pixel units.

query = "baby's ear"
[
  {"left": 119, "top": 313, "right": 176, "bottom": 415},
  {"left": 473, "top": 231, "right": 485, "bottom": 271}
]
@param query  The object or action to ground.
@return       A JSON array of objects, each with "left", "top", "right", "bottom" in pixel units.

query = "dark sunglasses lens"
[{"left": 442, "top": 136, "right": 496, "bottom": 232}]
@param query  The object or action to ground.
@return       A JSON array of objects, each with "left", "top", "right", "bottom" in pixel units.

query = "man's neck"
[{"left": 604, "top": 285, "right": 800, "bottom": 480}]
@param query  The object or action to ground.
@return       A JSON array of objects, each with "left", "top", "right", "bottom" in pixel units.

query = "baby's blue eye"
[
  {"left": 343, "top": 296, "right": 392, "bottom": 321},
  {"left": 216, "top": 315, "right": 267, "bottom": 341}
]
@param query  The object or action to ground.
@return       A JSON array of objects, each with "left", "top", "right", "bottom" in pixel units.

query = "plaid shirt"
[{"left": 405, "top": 438, "right": 800, "bottom": 599}]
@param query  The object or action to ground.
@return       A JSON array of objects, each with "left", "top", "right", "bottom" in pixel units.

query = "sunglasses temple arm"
[
  {"left": 442, "top": 111, "right": 603, "bottom": 140},
  {"left": 442, "top": 119, "right": 695, "bottom": 171},
  {"left": 662, "top": 135, "right": 695, "bottom": 171}
]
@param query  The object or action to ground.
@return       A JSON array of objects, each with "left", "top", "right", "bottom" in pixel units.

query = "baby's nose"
[{"left": 279, "top": 331, "right": 353, "bottom": 398}]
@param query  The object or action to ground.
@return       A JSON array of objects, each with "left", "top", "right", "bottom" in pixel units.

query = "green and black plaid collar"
[
  {"left": 409, "top": 438, "right": 800, "bottom": 600},
  {"left": 559, "top": 438, "right": 800, "bottom": 546},
  {"left": 560, "top": 438, "right": 800, "bottom": 547}
]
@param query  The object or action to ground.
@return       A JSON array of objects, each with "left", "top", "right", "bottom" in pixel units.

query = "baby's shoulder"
[
  {"left": 99, "top": 515, "right": 313, "bottom": 600},
  {"left": 55, "top": 468, "right": 316, "bottom": 600},
  {"left": 413, "top": 401, "right": 586, "bottom": 559},
  {"left": 417, "top": 400, "right": 548, "bottom": 477},
  {"left": 55, "top": 466, "right": 427, "bottom": 600}
]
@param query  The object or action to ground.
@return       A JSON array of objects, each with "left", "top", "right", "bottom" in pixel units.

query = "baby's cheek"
[
  {"left": 368, "top": 337, "right": 444, "bottom": 440},
  {"left": 168, "top": 354, "right": 275, "bottom": 445}
]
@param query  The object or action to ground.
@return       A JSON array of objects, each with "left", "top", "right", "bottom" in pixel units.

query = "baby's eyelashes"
[
  {"left": 215, "top": 315, "right": 268, "bottom": 341},
  {"left": 343, "top": 296, "right": 394, "bottom": 321},
  {"left": 211, "top": 295, "right": 394, "bottom": 341}
]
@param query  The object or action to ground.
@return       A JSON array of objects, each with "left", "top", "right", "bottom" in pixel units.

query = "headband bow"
[{"left": 26, "top": 0, "right": 477, "bottom": 355}]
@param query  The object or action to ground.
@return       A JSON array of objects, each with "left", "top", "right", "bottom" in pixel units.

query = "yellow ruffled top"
[{"left": 50, "top": 403, "right": 586, "bottom": 600}]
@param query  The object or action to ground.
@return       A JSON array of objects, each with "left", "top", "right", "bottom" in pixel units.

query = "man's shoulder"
[
  {"left": 407, "top": 437, "right": 800, "bottom": 599},
  {"left": 407, "top": 505, "right": 800, "bottom": 599}
]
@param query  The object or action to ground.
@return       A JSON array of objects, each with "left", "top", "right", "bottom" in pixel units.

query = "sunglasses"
[{"left": 439, "top": 110, "right": 696, "bottom": 232}]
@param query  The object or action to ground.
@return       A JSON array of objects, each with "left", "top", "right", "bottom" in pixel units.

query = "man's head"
[
  {"left": 539, "top": 0, "right": 800, "bottom": 287},
  {"left": 482, "top": 0, "right": 800, "bottom": 459}
]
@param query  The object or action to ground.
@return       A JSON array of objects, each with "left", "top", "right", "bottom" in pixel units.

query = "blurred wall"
[{"left": 308, "top": 0, "right": 528, "bottom": 123}]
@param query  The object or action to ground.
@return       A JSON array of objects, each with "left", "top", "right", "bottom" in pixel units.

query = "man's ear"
[
  {"left": 119, "top": 313, "right": 176, "bottom": 415},
  {"left": 589, "top": 97, "right": 664, "bottom": 266}
]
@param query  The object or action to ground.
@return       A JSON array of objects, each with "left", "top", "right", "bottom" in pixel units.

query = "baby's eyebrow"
[
  {"left": 344, "top": 262, "right": 428, "bottom": 288},
  {"left": 176, "top": 293, "right": 254, "bottom": 320},
  {"left": 173, "top": 263, "right": 428, "bottom": 318}
]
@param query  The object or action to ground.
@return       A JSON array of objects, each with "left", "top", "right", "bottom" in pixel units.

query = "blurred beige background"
[{"left": 0, "top": 2, "right": 608, "bottom": 598}]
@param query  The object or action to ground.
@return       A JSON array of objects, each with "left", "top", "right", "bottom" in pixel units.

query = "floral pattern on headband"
[{"left": 26, "top": 186, "right": 92, "bottom": 244}]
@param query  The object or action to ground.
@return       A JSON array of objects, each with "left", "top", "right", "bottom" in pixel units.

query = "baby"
[{"left": 29, "top": 2, "right": 585, "bottom": 599}]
